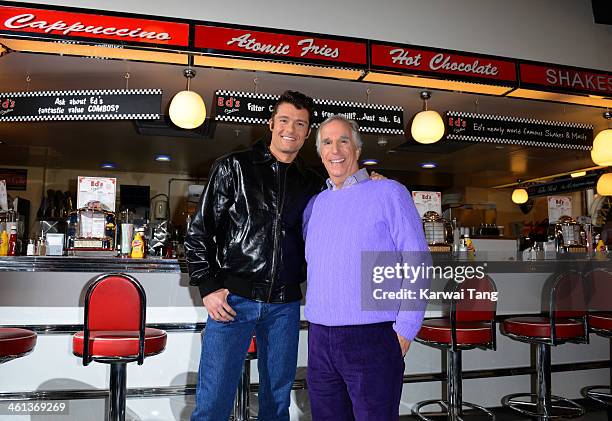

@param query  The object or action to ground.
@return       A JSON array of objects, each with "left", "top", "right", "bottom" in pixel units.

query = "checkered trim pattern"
[
  {"left": 446, "top": 133, "right": 592, "bottom": 151},
  {"left": 215, "top": 90, "right": 279, "bottom": 100},
  {"left": 215, "top": 115, "right": 269, "bottom": 124},
  {"left": 446, "top": 111, "right": 592, "bottom": 129},
  {"left": 0, "top": 113, "right": 159, "bottom": 122},
  {"left": 2, "top": 89, "right": 162, "bottom": 97}
]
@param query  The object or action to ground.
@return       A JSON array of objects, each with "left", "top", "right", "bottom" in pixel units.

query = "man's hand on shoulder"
[
  {"left": 203, "top": 288, "right": 236, "bottom": 322},
  {"left": 369, "top": 171, "right": 386, "bottom": 181},
  {"left": 397, "top": 333, "right": 411, "bottom": 356}
]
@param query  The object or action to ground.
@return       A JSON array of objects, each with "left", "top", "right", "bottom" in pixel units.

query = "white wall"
[{"left": 6, "top": 0, "right": 612, "bottom": 70}]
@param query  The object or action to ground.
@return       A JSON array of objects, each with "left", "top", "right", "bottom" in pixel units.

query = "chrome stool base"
[
  {"left": 581, "top": 385, "right": 612, "bottom": 407},
  {"left": 412, "top": 399, "right": 495, "bottom": 421},
  {"left": 501, "top": 392, "right": 585, "bottom": 419}
]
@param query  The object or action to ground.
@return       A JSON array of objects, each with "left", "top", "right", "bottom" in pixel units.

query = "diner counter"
[{"left": 0, "top": 255, "right": 609, "bottom": 420}]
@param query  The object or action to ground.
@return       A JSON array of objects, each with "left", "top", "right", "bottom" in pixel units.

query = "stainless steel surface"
[
  {"left": 0, "top": 256, "right": 183, "bottom": 272},
  {"left": 233, "top": 359, "right": 252, "bottom": 421}
]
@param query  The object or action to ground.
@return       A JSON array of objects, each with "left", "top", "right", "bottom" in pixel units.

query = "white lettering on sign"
[
  {"left": 4, "top": 13, "right": 172, "bottom": 41},
  {"left": 429, "top": 53, "right": 499, "bottom": 76},
  {"left": 226, "top": 33, "right": 291, "bottom": 55},
  {"left": 389, "top": 48, "right": 422, "bottom": 67},
  {"left": 297, "top": 38, "right": 339, "bottom": 58},
  {"left": 545, "top": 69, "right": 612, "bottom": 92}
]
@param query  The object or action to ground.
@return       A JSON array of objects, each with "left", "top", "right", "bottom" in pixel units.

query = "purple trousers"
[{"left": 307, "top": 322, "right": 405, "bottom": 421}]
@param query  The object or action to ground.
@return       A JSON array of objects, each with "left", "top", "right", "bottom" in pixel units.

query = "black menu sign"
[
  {"left": 214, "top": 90, "right": 404, "bottom": 135},
  {"left": 445, "top": 111, "right": 593, "bottom": 150},
  {"left": 527, "top": 173, "right": 601, "bottom": 198},
  {"left": 0, "top": 89, "right": 162, "bottom": 122}
]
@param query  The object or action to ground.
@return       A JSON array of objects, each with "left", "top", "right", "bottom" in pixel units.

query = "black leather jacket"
[{"left": 185, "top": 139, "right": 322, "bottom": 303}]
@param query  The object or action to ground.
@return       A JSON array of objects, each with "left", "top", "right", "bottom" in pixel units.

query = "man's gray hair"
[{"left": 315, "top": 114, "right": 363, "bottom": 156}]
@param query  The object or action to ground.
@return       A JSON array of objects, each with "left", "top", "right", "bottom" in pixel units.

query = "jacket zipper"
[{"left": 267, "top": 161, "right": 288, "bottom": 302}]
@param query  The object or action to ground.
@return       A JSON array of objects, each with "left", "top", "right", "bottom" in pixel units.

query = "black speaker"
[{"left": 592, "top": 0, "right": 612, "bottom": 25}]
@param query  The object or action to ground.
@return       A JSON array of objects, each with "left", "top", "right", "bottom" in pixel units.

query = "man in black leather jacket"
[{"left": 185, "top": 91, "right": 322, "bottom": 421}]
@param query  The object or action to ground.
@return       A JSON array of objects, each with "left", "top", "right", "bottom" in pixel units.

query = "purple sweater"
[{"left": 303, "top": 179, "right": 430, "bottom": 340}]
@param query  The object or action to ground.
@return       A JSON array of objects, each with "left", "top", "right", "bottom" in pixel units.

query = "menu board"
[
  {"left": 412, "top": 191, "right": 442, "bottom": 218},
  {"left": 548, "top": 196, "right": 572, "bottom": 223},
  {"left": 77, "top": 176, "right": 117, "bottom": 212},
  {"left": 0, "top": 89, "right": 161, "bottom": 123},
  {"left": 445, "top": 111, "right": 593, "bottom": 150},
  {"left": 214, "top": 90, "right": 404, "bottom": 135}
]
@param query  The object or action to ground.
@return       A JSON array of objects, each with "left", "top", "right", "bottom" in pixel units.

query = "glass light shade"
[
  {"left": 596, "top": 173, "right": 612, "bottom": 196},
  {"left": 591, "top": 128, "right": 612, "bottom": 165},
  {"left": 411, "top": 110, "right": 445, "bottom": 144},
  {"left": 511, "top": 188, "right": 529, "bottom": 204},
  {"left": 169, "top": 90, "right": 206, "bottom": 129}
]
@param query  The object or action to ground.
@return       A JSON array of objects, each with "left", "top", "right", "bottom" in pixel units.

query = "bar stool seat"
[
  {"left": 500, "top": 271, "right": 587, "bottom": 419},
  {"left": 413, "top": 276, "right": 497, "bottom": 421},
  {"left": 588, "top": 313, "right": 612, "bottom": 331},
  {"left": 419, "top": 319, "right": 493, "bottom": 345},
  {"left": 502, "top": 316, "right": 584, "bottom": 339},
  {"left": 73, "top": 328, "right": 166, "bottom": 358},
  {"left": 72, "top": 273, "right": 167, "bottom": 421},
  {"left": 0, "top": 328, "right": 37, "bottom": 363}
]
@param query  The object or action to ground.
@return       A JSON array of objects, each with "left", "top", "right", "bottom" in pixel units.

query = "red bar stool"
[
  {"left": 501, "top": 270, "right": 587, "bottom": 419},
  {"left": 232, "top": 335, "right": 257, "bottom": 421},
  {"left": 581, "top": 268, "right": 612, "bottom": 407},
  {"left": 72, "top": 273, "right": 167, "bottom": 421},
  {"left": 412, "top": 276, "right": 497, "bottom": 420},
  {"left": 0, "top": 328, "right": 36, "bottom": 364}
]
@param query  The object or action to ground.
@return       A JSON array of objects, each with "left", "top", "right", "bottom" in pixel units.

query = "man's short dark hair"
[{"left": 271, "top": 90, "right": 314, "bottom": 126}]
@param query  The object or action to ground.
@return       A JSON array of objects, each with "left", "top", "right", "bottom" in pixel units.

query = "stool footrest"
[
  {"left": 581, "top": 385, "right": 612, "bottom": 407},
  {"left": 501, "top": 392, "right": 585, "bottom": 419},
  {"left": 412, "top": 399, "right": 495, "bottom": 421}
]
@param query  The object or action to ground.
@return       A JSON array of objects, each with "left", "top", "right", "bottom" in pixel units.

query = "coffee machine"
[
  {"left": 548, "top": 215, "right": 587, "bottom": 253},
  {"left": 421, "top": 211, "right": 454, "bottom": 253}
]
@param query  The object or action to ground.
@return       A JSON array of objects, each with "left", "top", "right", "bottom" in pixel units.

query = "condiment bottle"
[
  {"left": 0, "top": 230, "right": 8, "bottom": 256},
  {"left": 130, "top": 231, "right": 145, "bottom": 259},
  {"left": 7, "top": 227, "right": 17, "bottom": 256}
]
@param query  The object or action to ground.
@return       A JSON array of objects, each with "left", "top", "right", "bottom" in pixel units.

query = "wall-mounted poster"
[
  {"left": 412, "top": 191, "right": 442, "bottom": 218},
  {"left": 548, "top": 196, "right": 572, "bottom": 223}
]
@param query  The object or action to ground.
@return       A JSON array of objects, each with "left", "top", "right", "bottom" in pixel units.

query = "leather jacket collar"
[{"left": 251, "top": 138, "right": 309, "bottom": 177}]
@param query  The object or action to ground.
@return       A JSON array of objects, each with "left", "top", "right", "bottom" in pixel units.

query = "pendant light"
[
  {"left": 591, "top": 110, "right": 612, "bottom": 166},
  {"left": 410, "top": 91, "right": 445, "bottom": 144},
  {"left": 511, "top": 188, "right": 529, "bottom": 204},
  {"left": 596, "top": 173, "right": 612, "bottom": 196},
  {"left": 169, "top": 62, "right": 206, "bottom": 129}
]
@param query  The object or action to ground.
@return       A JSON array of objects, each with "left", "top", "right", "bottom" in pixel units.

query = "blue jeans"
[{"left": 191, "top": 294, "right": 301, "bottom": 421}]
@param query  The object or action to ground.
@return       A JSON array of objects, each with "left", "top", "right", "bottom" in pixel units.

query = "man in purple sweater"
[{"left": 303, "top": 115, "right": 430, "bottom": 420}]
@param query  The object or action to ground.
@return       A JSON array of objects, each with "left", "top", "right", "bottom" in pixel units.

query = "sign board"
[
  {"left": 77, "top": 176, "right": 116, "bottom": 212},
  {"left": 445, "top": 111, "right": 593, "bottom": 150},
  {"left": 0, "top": 88, "right": 161, "bottom": 122},
  {"left": 548, "top": 196, "right": 572, "bottom": 223},
  {"left": 0, "top": 168, "right": 27, "bottom": 190},
  {"left": 519, "top": 62, "right": 612, "bottom": 97},
  {"left": 0, "top": 5, "right": 190, "bottom": 47},
  {"left": 194, "top": 24, "right": 367, "bottom": 67},
  {"left": 412, "top": 191, "right": 442, "bottom": 218},
  {"left": 214, "top": 90, "right": 404, "bottom": 135},
  {"left": 527, "top": 173, "right": 600, "bottom": 198},
  {"left": 370, "top": 42, "right": 517, "bottom": 84}
]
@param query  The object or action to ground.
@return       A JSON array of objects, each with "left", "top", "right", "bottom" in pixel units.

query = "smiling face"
[
  {"left": 319, "top": 119, "right": 361, "bottom": 188},
  {"left": 268, "top": 102, "right": 311, "bottom": 163}
]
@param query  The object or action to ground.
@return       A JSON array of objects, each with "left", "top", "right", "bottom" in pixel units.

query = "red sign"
[
  {"left": 0, "top": 6, "right": 189, "bottom": 47},
  {"left": 371, "top": 43, "right": 517, "bottom": 82},
  {"left": 520, "top": 63, "right": 612, "bottom": 95},
  {"left": 194, "top": 24, "right": 367, "bottom": 66}
]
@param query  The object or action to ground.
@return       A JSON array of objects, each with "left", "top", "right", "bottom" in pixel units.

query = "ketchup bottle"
[{"left": 7, "top": 227, "right": 17, "bottom": 256}]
